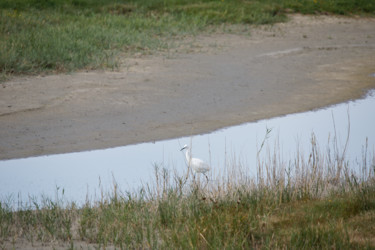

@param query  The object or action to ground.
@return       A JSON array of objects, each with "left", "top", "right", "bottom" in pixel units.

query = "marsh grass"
[
  {"left": 1, "top": 130, "right": 375, "bottom": 249},
  {"left": 1, "top": 0, "right": 375, "bottom": 79}
]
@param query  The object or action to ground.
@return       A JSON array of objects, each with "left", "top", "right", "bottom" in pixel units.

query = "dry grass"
[{"left": 1, "top": 130, "right": 374, "bottom": 249}]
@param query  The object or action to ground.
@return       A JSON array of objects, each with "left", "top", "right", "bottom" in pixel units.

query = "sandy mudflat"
[{"left": 1, "top": 14, "right": 375, "bottom": 160}]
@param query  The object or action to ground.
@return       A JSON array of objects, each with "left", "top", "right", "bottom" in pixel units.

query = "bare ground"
[{"left": 1, "top": 14, "right": 375, "bottom": 160}]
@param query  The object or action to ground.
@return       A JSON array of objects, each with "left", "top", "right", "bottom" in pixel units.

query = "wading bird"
[{"left": 180, "top": 144, "right": 210, "bottom": 180}]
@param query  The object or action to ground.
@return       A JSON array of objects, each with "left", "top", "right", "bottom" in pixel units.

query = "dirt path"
[{"left": 1, "top": 14, "right": 375, "bottom": 160}]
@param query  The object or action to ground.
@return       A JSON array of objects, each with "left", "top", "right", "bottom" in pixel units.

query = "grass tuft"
[{"left": 290, "top": 224, "right": 351, "bottom": 249}]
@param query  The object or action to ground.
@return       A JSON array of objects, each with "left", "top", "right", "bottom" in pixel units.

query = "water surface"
[{"left": 1, "top": 91, "right": 374, "bottom": 207}]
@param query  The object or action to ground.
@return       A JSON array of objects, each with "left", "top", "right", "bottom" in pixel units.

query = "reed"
[{"left": 0, "top": 131, "right": 374, "bottom": 249}]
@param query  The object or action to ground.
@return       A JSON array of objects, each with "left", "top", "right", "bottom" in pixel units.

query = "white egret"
[{"left": 180, "top": 144, "right": 210, "bottom": 180}]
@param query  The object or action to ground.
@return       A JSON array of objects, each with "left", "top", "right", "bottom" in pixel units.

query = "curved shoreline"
[{"left": 1, "top": 15, "right": 375, "bottom": 160}]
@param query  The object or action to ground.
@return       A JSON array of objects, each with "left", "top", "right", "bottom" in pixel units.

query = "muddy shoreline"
[{"left": 1, "top": 15, "right": 375, "bottom": 160}]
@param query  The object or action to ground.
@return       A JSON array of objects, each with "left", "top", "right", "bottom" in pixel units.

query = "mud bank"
[{"left": 1, "top": 15, "right": 375, "bottom": 160}]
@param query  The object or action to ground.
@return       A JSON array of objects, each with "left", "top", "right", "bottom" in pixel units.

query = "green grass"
[
  {"left": 1, "top": 0, "right": 374, "bottom": 80},
  {"left": 1, "top": 178, "right": 374, "bottom": 248},
  {"left": 1, "top": 132, "right": 375, "bottom": 248}
]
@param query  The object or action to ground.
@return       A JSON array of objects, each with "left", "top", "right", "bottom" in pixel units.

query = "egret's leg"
[{"left": 204, "top": 174, "right": 209, "bottom": 182}]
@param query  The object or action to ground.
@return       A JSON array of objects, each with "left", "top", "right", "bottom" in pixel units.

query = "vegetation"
[
  {"left": 1, "top": 0, "right": 375, "bottom": 247},
  {"left": 1, "top": 0, "right": 375, "bottom": 79},
  {"left": 1, "top": 132, "right": 374, "bottom": 249}
]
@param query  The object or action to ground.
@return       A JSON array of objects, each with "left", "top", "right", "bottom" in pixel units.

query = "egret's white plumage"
[{"left": 180, "top": 144, "right": 210, "bottom": 174}]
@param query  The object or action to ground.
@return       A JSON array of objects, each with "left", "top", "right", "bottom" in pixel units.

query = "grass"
[
  {"left": 1, "top": 131, "right": 375, "bottom": 249},
  {"left": 1, "top": 1, "right": 374, "bottom": 247},
  {"left": 1, "top": 0, "right": 375, "bottom": 80}
]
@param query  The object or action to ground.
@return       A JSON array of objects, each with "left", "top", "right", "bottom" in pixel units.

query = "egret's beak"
[{"left": 180, "top": 146, "right": 187, "bottom": 151}]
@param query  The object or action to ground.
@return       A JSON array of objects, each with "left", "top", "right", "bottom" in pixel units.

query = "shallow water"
[{"left": 1, "top": 90, "right": 374, "bottom": 207}]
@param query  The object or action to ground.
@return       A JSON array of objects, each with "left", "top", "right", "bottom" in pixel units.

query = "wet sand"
[{"left": 1, "top": 14, "right": 375, "bottom": 160}]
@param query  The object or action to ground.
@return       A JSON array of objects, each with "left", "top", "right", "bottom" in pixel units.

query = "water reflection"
[{"left": 1, "top": 91, "right": 374, "bottom": 207}]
